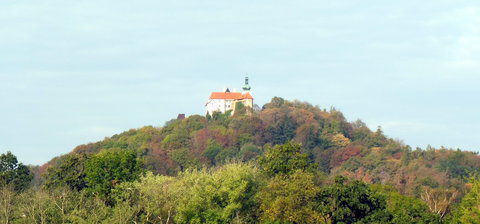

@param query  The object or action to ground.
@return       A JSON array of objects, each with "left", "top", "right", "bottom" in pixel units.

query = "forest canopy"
[{"left": 2, "top": 97, "right": 480, "bottom": 223}]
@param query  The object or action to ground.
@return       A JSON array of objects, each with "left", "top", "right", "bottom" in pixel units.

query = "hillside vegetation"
[{"left": 2, "top": 97, "right": 480, "bottom": 223}]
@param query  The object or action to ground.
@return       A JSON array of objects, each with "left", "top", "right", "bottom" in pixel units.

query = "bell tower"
[{"left": 242, "top": 76, "right": 251, "bottom": 92}]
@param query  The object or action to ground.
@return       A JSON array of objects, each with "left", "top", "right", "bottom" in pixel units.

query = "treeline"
[
  {"left": 1, "top": 97, "right": 480, "bottom": 223},
  {"left": 2, "top": 143, "right": 480, "bottom": 223}
]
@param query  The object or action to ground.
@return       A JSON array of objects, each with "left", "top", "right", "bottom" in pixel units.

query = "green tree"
[
  {"left": 363, "top": 127, "right": 389, "bottom": 148},
  {"left": 296, "top": 124, "right": 321, "bottom": 150},
  {"left": 375, "top": 185, "right": 440, "bottom": 224},
  {"left": 175, "top": 163, "right": 261, "bottom": 224},
  {"left": 15, "top": 188, "right": 110, "bottom": 224},
  {"left": 262, "top": 96, "right": 285, "bottom": 109},
  {"left": 113, "top": 173, "right": 183, "bottom": 224},
  {"left": 450, "top": 176, "right": 480, "bottom": 223},
  {"left": 214, "top": 148, "right": 238, "bottom": 165},
  {"left": 202, "top": 139, "right": 224, "bottom": 165},
  {"left": 257, "top": 170, "right": 326, "bottom": 223},
  {"left": 17, "top": 189, "right": 60, "bottom": 224},
  {"left": 43, "top": 153, "right": 89, "bottom": 191},
  {"left": 210, "top": 111, "right": 231, "bottom": 127},
  {"left": 234, "top": 102, "right": 247, "bottom": 115},
  {"left": 0, "top": 186, "right": 16, "bottom": 224},
  {"left": 67, "top": 191, "right": 111, "bottom": 223},
  {"left": 105, "top": 201, "right": 141, "bottom": 224},
  {"left": 84, "top": 149, "right": 143, "bottom": 203},
  {"left": 438, "top": 151, "right": 474, "bottom": 178},
  {"left": 315, "top": 176, "right": 387, "bottom": 224},
  {"left": 0, "top": 151, "right": 33, "bottom": 192},
  {"left": 47, "top": 187, "right": 89, "bottom": 223},
  {"left": 239, "top": 144, "right": 262, "bottom": 162},
  {"left": 170, "top": 148, "right": 201, "bottom": 172},
  {"left": 258, "top": 142, "right": 314, "bottom": 177},
  {"left": 267, "top": 115, "right": 297, "bottom": 145},
  {"left": 161, "top": 130, "right": 191, "bottom": 151}
]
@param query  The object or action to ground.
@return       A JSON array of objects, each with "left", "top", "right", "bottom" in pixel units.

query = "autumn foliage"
[{"left": 2, "top": 97, "right": 480, "bottom": 223}]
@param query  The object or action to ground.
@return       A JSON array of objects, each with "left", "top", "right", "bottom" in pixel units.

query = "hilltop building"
[{"left": 205, "top": 77, "right": 253, "bottom": 116}]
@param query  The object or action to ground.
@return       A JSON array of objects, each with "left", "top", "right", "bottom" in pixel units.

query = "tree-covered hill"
[
  {"left": 41, "top": 97, "right": 480, "bottom": 196},
  {"left": 3, "top": 96, "right": 479, "bottom": 223}
]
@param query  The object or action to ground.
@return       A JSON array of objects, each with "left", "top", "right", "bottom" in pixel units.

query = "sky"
[{"left": 1, "top": 0, "right": 480, "bottom": 165}]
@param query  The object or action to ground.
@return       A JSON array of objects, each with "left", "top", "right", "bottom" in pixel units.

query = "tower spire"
[{"left": 242, "top": 76, "right": 251, "bottom": 91}]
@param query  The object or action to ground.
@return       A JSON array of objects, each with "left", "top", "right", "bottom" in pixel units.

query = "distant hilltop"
[
  {"left": 30, "top": 96, "right": 480, "bottom": 224},
  {"left": 205, "top": 77, "right": 253, "bottom": 116}
]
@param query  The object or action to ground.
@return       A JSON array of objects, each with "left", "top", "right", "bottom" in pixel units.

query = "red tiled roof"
[
  {"left": 242, "top": 92, "right": 253, "bottom": 99},
  {"left": 209, "top": 92, "right": 253, "bottom": 100}
]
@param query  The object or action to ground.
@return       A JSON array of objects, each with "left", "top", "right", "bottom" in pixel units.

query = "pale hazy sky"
[{"left": 1, "top": 1, "right": 480, "bottom": 165}]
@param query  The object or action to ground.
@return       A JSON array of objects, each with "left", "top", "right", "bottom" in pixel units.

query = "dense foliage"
[
  {"left": 2, "top": 97, "right": 480, "bottom": 223},
  {"left": 0, "top": 151, "right": 33, "bottom": 192}
]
